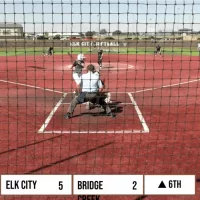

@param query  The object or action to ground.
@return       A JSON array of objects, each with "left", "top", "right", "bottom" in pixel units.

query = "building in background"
[
  {"left": 48, "top": 32, "right": 81, "bottom": 40},
  {"left": 177, "top": 28, "right": 200, "bottom": 36},
  {"left": 0, "top": 22, "right": 24, "bottom": 39}
]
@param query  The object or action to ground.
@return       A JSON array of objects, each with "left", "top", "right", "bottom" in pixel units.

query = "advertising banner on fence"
[
  {"left": 0, "top": 40, "right": 198, "bottom": 48},
  {"left": 69, "top": 41, "right": 128, "bottom": 47}
]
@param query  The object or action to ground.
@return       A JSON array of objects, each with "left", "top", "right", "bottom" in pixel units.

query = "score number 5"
[
  {"left": 132, "top": 181, "right": 137, "bottom": 190},
  {"left": 59, "top": 181, "right": 63, "bottom": 190}
]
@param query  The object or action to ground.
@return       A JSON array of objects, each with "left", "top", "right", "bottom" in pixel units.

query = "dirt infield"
[{"left": 1, "top": 53, "right": 200, "bottom": 199}]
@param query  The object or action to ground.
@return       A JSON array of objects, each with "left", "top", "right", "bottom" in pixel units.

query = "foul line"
[
  {"left": 133, "top": 78, "right": 200, "bottom": 94},
  {"left": 0, "top": 79, "right": 64, "bottom": 94},
  {"left": 38, "top": 93, "right": 67, "bottom": 133},
  {"left": 128, "top": 93, "right": 150, "bottom": 133}
]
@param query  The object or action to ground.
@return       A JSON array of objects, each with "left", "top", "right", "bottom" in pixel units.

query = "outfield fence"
[{"left": 0, "top": 40, "right": 199, "bottom": 48}]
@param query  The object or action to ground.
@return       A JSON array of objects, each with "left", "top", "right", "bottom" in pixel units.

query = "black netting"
[{"left": 0, "top": 0, "right": 200, "bottom": 199}]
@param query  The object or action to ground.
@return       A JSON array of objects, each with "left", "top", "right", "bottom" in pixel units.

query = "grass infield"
[{"left": 0, "top": 47, "right": 200, "bottom": 56}]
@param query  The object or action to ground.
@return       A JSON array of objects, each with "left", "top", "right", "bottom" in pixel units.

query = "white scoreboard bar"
[
  {"left": 144, "top": 175, "right": 195, "bottom": 195},
  {"left": 73, "top": 175, "right": 143, "bottom": 195},
  {"left": 0, "top": 175, "right": 196, "bottom": 195},
  {"left": 1, "top": 175, "right": 72, "bottom": 195}
]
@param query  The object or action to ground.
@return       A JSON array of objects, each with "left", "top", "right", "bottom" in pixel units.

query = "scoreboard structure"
[{"left": 0, "top": 175, "right": 195, "bottom": 196}]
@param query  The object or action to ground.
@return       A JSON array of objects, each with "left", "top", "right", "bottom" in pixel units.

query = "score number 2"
[{"left": 132, "top": 181, "right": 137, "bottom": 190}]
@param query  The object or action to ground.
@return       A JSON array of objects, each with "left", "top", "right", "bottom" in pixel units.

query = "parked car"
[
  {"left": 124, "top": 38, "right": 132, "bottom": 40},
  {"left": 104, "top": 37, "right": 115, "bottom": 40},
  {"left": 69, "top": 37, "right": 81, "bottom": 40},
  {"left": 53, "top": 35, "right": 61, "bottom": 40},
  {"left": 60, "top": 37, "right": 67, "bottom": 40},
  {"left": 35, "top": 36, "right": 49, "bottom": 40},
  {"left": 84, "top": 37, "right": 96, "bottom": 40}
]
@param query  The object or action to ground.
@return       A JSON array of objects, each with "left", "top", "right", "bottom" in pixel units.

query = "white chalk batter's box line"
[
  {"left": 38, "top": 92, "right": 150, "bottom": 134},
  {"left": 2, "top": 78, "right": 200, "bottom": 134}
]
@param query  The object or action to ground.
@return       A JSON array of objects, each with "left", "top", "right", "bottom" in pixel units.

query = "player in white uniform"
[
  {"left": 197, "top": 43, "right": 200, "bottom": 51},
  {"left": 70, "top": 54, "right": 86, "bottom": 94}
]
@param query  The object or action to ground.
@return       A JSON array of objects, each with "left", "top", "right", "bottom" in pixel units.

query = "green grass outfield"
[{"left": 0, "top": 47, "right": 200, "bottom": 56}]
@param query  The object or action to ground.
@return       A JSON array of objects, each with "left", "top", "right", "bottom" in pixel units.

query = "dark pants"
[
  {"left": 155, "top": 50, "right": 161, "bottom": 55},
  {"left": 46, "top": 51, "right": 52, "bottom": 55},
  {"left": 67, "top": 92, "right": 111, "bottom": 114},
  {"left": 98, "top": 58, "right": 102, "bottom": 66}
]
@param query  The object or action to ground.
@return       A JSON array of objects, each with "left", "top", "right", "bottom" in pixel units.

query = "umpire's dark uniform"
[{"left": 64, "top": 64, "right": 116, "bottom": 119}]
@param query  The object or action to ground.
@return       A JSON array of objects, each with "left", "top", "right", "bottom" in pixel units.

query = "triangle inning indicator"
[{"left": 158, "top": 181, "right": 166, "bottom": 188}]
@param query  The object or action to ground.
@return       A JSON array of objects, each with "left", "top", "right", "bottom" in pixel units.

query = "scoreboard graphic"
[{"left": 0, "top": 175, "right": 195, "bottom": 196}]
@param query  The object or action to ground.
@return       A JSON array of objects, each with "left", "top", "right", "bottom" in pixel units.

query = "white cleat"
[{"left": 105, "top": 98, "right": 112, "bottom": 103}]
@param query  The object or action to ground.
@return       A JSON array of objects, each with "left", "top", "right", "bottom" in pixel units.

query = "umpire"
[{"left": 64, "top": 64, "right": 116, "bottom": 119}]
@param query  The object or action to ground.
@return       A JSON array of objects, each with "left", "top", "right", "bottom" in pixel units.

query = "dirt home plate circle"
[{"left": 66, "top": 62, "right": 134, "bottom": 70}]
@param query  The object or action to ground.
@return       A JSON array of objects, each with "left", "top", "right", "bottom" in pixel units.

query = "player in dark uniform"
[
  {"left": 154, "top": 44, "right": 162, "bottom": 57},
  {"left": 44, "top": 47, "right": 54, "bottom": 57},
  {"left": 97, "top": 49, "right": 103, "bottom": 69},
  {"left": 90, "top": 41, "right": 97, "bottom": 52},
  {"left": 93, "top": 41, "right": 97, "bottom": 48}
]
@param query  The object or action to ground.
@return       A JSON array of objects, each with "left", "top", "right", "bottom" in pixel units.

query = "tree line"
[
  {"left": 83, "top": 29, "right": 139, "bottom": 37},
  {"left": 83, "top": 29, "right": 183, "bottom": 37}
]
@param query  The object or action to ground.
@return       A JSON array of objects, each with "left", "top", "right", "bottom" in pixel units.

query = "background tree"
[
  {"left": 85, "top": 31, "right": 94, "bottom": 37},
  {"left": 44, "top": 31, "right": 49, "bottom": 37},
  {"left": 100, "top": 29, "right": 107, "bottom": 35},
  {"left": 79, "top": 32, "right": 85, "bottom": 37},
  {"left": 92, "top": 31, "right": 97, "bottom": 36},
  {"left": 112, "top": 30, "right": 122, "bottom": 36}
]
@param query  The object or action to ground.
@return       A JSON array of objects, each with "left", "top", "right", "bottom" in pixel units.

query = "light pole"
[
  {"left": 97, "top": 14, "right": 101, "bottom": 35},
  {"left": 190, "top": 9, "right": 192, "bottom": 30},
  {"left": 177, "top": 7, "right": 180, "bottom": 34},
  {"left": 132, "top": 14, "right": 136, "bottom": 38},
  {"left": 149, "top": 18, "right": 152, "bottom": 36},
  {"left": 41, "top": 24, "right": 43, "bottom": 35},
  {"left": 132, "top": 14, "right": 134, "bottom": 38},
  {"left": 132, "top": 19, "right": 137, "bottom": 38},
  {"left": 71, "top": 23, "right": 73, "bottom": 38}
]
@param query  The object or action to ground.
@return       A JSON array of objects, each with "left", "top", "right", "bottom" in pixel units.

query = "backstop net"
[{"left": 0, "top": 0, "right": 200, "bottom": 199}]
